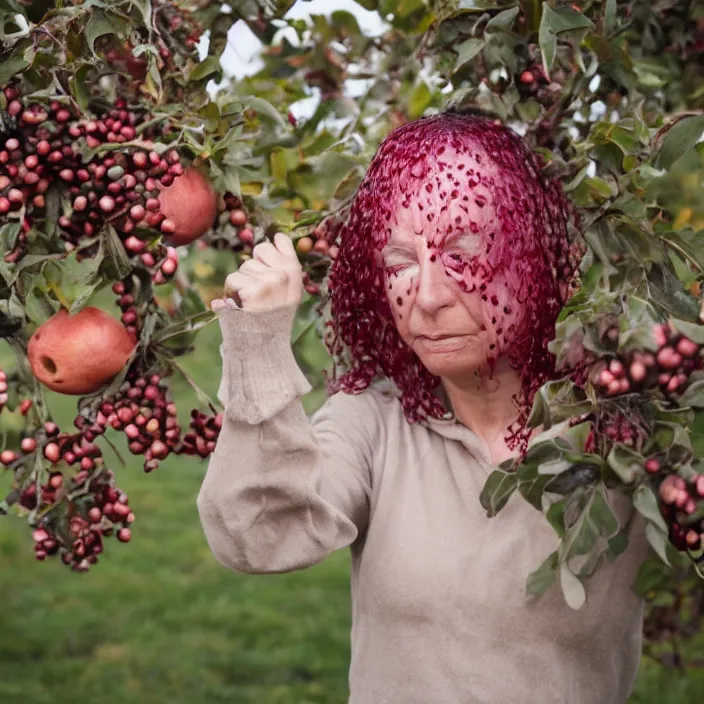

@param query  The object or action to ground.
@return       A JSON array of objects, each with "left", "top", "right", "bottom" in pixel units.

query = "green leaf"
[
  {"left": 604, "top": 0, "right": 617, "bottom": 34},
  {"left": 591, "top": 485, "right": 620, "bottom": 539},
  {"left": 647, "top": 263, "right": 699, "bottom": 322},
  {"left": 408, "top": 80, "right": 433, "bottom": 120},
  {"left": 560, "top": 563, "right": 586, "bottom": 610},
  {"left": 69, "top": 65, "right": 91, "bottom": 114},
  {"left": 238, "top": 96, "right": 286, "bottom": 128},
  {"left": 188, "top": 55, "right": 221, "bottom": 82},
  {"left": 479, "top": 469, "right": 518, "bottom": 517},
  {"left": 654, "top": 115, "right": 704, "bottom": 170},
  {"left": 525, "top": 550, "right": 558, "bottom": 599},
  {"left": 633, "top": 485, "right": 669, "bottom": 534},
  {"left": 606, "top": 445, "right": 643, "bottom": 484},
  {"left": 669, "top": 317, "right": 704, "bottom": 346},
  {"left": 454, "top": 38, "right": 485, "bottom": 72},
  {"left": 539, "top": 3, "right": 594, "bottom": 74},
  {"left": 644, "top": 523, "right": 671, "bottom": 567},
  {"left": 546, "top": 499, "right": 567, "bottom": 538},
  {"left": 545, "top": 463, "right": 600, "bottom": 495},
  {"left": 85, "top": 11, "right": 119, "bottom": 56},
  {"left": 485, "top": 6, "right": 519, "bottom": 32},
  {"left": 0, "top": 57, "right": 29, "bottom": 86},
  {"left": 607, "top": 531, "right": 629, "bottom": 559},
  {"left": 679, "top": 380, "right": 704, "bottom": 409},
  {"left": 99, "top": 225, "right": 132, "bottom": 281},
  {"left": 518, "top": 464, "right": 555, "bottom": 510},
  {"left": 559, "top": 490, "right": 600, "bottom": 558},
  {"left": 69, "top": 281, "right": 102, "bottom": 314}
]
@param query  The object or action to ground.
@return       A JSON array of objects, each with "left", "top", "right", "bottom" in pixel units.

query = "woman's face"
[{"left": 381, "top": 148, "right": 520, "bottom": 381}]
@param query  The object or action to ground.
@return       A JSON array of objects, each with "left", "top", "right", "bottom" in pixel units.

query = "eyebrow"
[
  {"left": 443, "top": 231, "right": 482, "bottom": 249},
  {"left": 382, "top": 230, "right": 483, "bottom": 258},
  {"left": 382, "top": 240, "right": 415, "bottom": 255}
]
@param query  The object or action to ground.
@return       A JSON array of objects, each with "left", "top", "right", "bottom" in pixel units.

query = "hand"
[{"left": 215, "top": 233, "right": 303, "bottom": 313}]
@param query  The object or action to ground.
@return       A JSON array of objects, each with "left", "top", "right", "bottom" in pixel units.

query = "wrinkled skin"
[
  {"left": 381, "top": 149, "right": 522, "bottom": 383},
  {"left": 327, "top": 111, "right": 577, "bottom": 451}
]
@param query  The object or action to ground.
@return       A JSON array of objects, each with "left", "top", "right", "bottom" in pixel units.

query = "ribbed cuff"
[{"left": 216, "top": 302, "right": 313, "bottom": 424}]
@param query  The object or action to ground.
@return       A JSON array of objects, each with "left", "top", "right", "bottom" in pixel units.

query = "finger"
[
  {"left": 273, "top": 232, "right": 296, "bottom": 258},
  {"left": 224, "top": 271, "right": 254, "bottom": 296},
  {"left": 210, "top": 298, "right": 228, "bottom": 312},
  {"left": 239, "top": 258, "right": 270, "bottom": 275},
  {"left": 252, "top": 241, "right": 282, "bottom": 267}
]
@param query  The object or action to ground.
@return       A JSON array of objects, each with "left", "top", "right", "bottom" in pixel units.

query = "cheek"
[
  {"left": 386, "top": 271, "right": 417, "bottom": 328},
  {"left": 470, "top": 282, "right": 522, "bottom": 352}
]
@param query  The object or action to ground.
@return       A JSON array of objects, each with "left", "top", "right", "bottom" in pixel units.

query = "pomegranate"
[
  {"left": 157, "top": 167, "right": 217, "bottom": 246},
  {"left": 28, "top": 307, "right": 136, "bottom": 395}
]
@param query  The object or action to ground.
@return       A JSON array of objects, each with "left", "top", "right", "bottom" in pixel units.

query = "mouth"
[{"left": 417, "top": 333, "right": 471, "bottom": 341}]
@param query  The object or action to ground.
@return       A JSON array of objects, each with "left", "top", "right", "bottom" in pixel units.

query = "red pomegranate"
[
  {"left": 158, "top": 167, "right": 217, "bottom": 246},
  {"left": 28, "top": 307, "right": 136, "bottom": 395}
]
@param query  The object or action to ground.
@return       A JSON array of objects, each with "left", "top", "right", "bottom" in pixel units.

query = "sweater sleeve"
[{"left": 197, "top": 301, "right": 375, "bottom": 574}]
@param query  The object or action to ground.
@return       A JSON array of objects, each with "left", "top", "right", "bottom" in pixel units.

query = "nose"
[{"left": 414, "top": 255, "right": 456, "bottom": 315}]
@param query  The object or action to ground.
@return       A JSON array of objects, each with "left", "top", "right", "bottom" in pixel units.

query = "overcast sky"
[{"left": 220, "top": 0, "right": 385, "bottom": 79}]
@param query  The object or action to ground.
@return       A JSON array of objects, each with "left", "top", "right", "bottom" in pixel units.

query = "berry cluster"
[
  {"left": 297, "top": 218, "right": 343, "bottom": 296},
  {"left": 179, "top": 409, "right": 223, "bottom": 458},
  {"left": 28, "top": 466, "right": 134, "bottom": 570},
  {"left": 594, "top": 324, "right": 702, "bottom": 398},
  {"left": 91, "top": 370, "right": 181, "bottom": 473},
  {"left": 99, "top": 0, "right": 201, "bottom": 97},
  {"left": 655, "top": 471, "right": 704, "bottom": 553},
  {"left": 0, "top": 88, "right": 181, "bottom": 283},
  {"left": 207, "top": 193, "right": 258, "bottom": 253}
]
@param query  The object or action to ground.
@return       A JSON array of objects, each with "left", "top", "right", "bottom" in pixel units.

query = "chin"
[{"left": 415, "top": 349, "right": 489, "bottom": 380}]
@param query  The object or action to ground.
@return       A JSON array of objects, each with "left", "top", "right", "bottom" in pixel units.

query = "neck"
[{"left": 441, "top": 356, "right": 522, "bottom": 460}]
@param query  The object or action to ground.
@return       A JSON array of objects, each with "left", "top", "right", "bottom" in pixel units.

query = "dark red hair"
[{"left": 325, "top": 109, "right": 578, "bottom": 451}]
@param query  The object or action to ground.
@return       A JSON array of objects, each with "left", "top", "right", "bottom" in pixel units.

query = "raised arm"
[{"left": 197, "top": 234, "right": 375, "bottom": 574}]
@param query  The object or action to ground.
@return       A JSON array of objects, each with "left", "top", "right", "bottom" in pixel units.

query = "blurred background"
[{"left": 1, "top": 0, "right": 704, "bottom": 702}]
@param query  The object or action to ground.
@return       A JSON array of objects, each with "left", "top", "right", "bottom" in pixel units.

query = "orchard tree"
[{"left": 1, "top": 0, "right": 704, "bottom": 670}]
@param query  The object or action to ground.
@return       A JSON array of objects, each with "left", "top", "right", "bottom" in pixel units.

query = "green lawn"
[{"left": 1, "top": 316, "right": 703, "bottom": 703}]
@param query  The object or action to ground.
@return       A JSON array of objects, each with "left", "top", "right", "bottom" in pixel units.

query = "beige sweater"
[{"left": 197, "top": 302, "right": 652, "bottom": 704}]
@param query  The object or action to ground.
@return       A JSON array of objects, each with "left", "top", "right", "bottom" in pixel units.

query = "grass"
[{"left": 0, "top": 311, "right": 703, "bottom": 703}]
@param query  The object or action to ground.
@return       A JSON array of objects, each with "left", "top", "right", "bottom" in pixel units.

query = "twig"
[
  {"left": 169, "top": 357, "right": 222, "bottom": 413},
  {"left": 99, "top": 431, "right": 127, "bottom": 468}
]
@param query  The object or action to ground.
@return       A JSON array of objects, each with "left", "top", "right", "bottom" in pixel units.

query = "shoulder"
[{"left": 312, "top": 382, "right": 404, "bottom": 440}]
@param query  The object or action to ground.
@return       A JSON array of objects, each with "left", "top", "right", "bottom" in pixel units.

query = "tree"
[{"left": 1, "top": 0, "right": 703, "bottom": 669}]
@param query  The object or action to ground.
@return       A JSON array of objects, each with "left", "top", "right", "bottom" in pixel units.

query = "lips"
[{"left": 421, "top": 334, "right": 465, "bottom": 340}]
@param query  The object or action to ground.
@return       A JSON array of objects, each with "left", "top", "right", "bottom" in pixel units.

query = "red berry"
[
  {"left": 644, "top": 458, "right": 660, "bottom": 474},
  {"left": 0, "top": 449, "right": 17, "bottom": 465},
  {"left": 117, "top": 528, "right": 131, "bottom": 542},
  {"left": 161, "top": 258, "right": 177, "bottom": 275},
  {"left": 87, "top": 507, "right": 102, "bottom": 523},
  {"left": 676, "top": 337, "right": 699, "bottom": 358},
  {"left": 21, "top": 437, "right": 37, "bottom": 453},
  {"left": 629, "top": 361, "right": 646, "bottom": 383},
  {"left": 99, "top": 195, "right": 116, "bottom": 213},
  {"left": 230, "top": 209, "right": 247, "bottom": 227},
  {"left": 43, "top": 442, "right": 60, "bottom": 463},
  {"left": 653, "top": 323, "right": 669, "bottom": 347},
  {"left": 657, "top": 346, "right": 681, "bottom": 370}
]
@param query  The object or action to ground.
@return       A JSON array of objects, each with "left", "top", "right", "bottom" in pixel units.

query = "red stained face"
[{"left": 381, "top": 148, "right": 520, "bottom": 380}]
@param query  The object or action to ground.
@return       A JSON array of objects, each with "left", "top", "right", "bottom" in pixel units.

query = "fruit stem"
[
  {"left": 168, "top": 357, "right": 221, "bottom": 414},
  {"left": 99, "top": 431, "right": 127, "bottom": 468}
]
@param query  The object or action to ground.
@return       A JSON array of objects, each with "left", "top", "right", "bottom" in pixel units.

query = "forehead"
[{"left": 387, "top": 145, "right": 502, "bottom": 247}]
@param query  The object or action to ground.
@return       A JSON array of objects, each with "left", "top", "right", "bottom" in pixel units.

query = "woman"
[{"left": 198, "top": 110, "right": 651, "bottom": 703}]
